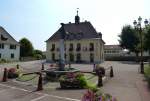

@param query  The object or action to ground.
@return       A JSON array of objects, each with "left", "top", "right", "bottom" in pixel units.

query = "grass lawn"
[
  {"left": 15, "top": 72, "right": 98, "bottom": 89},
  {"left": 16, "top": 74, "right": 38, "bottom": 83},
  {"left": 144, "top": 64, "right": 150, "bottom": 87}
]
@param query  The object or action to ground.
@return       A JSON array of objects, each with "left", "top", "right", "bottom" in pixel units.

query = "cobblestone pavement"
[{"left": 0, "top": 60, "right": 149, "bottom": 101}]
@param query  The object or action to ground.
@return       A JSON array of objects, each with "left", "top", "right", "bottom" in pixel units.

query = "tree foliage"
[
  {"left": 144, "top": 26, "right": 150, "bottom": 54},
  {"left": 33, "top": 49, "right": 45, "bottom": 59},
  {"left": 33, "top": 50, "right": 43, "bottom": 55},
  {"left": 19, "top": 38, "right": 34, "bottom": 57},
  {"left": 119, "top": 25, "right": 140, "bottom": 54}
]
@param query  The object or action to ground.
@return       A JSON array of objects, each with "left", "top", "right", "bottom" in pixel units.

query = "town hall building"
[{"left": 46, "top": 12, "right": 105, "bottom": 63}]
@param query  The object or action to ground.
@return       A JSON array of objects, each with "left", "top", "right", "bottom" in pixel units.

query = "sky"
[{"left": 0, "top": 0, "right": 150, "bottom": 51}]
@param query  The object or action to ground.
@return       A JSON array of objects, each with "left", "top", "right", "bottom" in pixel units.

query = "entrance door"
[{"left": 76, "top": 53, "right": 81, "bottom": 63}]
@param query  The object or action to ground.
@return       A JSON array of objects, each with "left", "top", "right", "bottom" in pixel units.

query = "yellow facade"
[{"left": 46, "top": 38, "right": 104, "bottom": 63}]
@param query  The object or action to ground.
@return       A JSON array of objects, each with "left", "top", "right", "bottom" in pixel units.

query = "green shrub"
[
  {"left": 144, "top": 65, "right": 150, "bottom": 87},
  {"left": 33, "top": 54, "right": 42, "bottom": 60},
  {"left": 0, "top": 59, "right": 8, "bottom": 63},
  {"left": 86, "top": 84, "right": 98, "bottom": 93},
  {"left": 76, "top": 74, "right": 87, "bottom": 88}
]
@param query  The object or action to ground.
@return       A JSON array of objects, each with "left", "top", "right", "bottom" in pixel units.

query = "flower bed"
[
  {"left": 59, "top": 72, "right": 87, "bottom": 89},
  {"left": 82, "top": 89, "right": 117, "bottom": 101},
  {"left": 45, "top": 67, "right": 79, "bottom": 81},
  {"left": 8, "top": 66, "right": 22, "bottom": 79}
]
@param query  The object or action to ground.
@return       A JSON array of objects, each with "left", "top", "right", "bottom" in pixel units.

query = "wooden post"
[
  {"left": 110, "top": 66, "right": 114, "bottom": 77},
  {"left": 2, "top": 68, "right": 7, "bottom": 82},
  {"left": 41, "top": 63, "right": 44, "bottom": 71},
  {"left": 36, "top": 73, "right": 43, "bottom": 91},
  {"left": 97, "top": 71, "right": 103, "bottom": 87}
]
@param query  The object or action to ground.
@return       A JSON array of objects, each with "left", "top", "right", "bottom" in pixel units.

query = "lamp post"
[{"left": 133, "top": 16, "right": 148, "bottom": 74}]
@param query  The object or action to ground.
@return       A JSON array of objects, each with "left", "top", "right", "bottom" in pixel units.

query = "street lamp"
[{"left": 133, "top": 16, "right": 148, "bottom": 74}]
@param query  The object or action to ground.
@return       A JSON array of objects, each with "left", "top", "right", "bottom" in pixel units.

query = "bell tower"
[{"left": 75, "top": 8, "right": 80, "bottom": 24}]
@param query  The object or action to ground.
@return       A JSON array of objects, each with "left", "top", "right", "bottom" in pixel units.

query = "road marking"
[
  {"left": 31, "top": 95, "right": 48, "bottom": 101},
  {"left": 0, "top": 83, "right": 80, "bottom": 101}
]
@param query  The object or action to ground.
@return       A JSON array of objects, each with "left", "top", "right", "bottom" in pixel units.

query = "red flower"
[{"left": 8, "top": 68, "right": 16, "bottom": 73}]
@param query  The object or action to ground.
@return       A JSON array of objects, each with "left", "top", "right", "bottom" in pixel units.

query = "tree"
[
  {"left": 33, "top": 50, "right": 43, "bottom": 55},
  {"left": 119, "top": 25, "right": 140, "bottom": 56},
  {"left": 19, "top": 38, "right": 34, "bottom": 57},
  {"left": 33, "top": 50, "right": 45, "bottom": 59},
  {"left": 144, "top": 27, "right": 150, "bottom": 55}
]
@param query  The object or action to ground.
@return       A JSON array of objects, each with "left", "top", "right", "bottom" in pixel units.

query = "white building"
[
  {"left": 0, "top": 27, "right": 20, "bottom": 61},
  {"left": 104, "top": 45, "right": 123, "bottom": 57},
  {"left": 46, "top": 13, "right": 105, "bottom": 63}
]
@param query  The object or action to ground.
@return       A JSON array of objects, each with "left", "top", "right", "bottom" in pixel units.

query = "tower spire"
[
  {"left": 75, "top": 8, "right": 80, "bottom": 24},
  {"left": 77, "top": 8, "right": 79, "bottom": 16}
]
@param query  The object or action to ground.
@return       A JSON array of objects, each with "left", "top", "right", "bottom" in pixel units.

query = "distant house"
[
  {"left": 0, "top": 26, "right": 20, "bottom": 61},
  {"left": 46, "top": 13, "right": 105, "bottom": 63},
  {"left": 104, "top": 45, "right": 123, "bottom": 57}
]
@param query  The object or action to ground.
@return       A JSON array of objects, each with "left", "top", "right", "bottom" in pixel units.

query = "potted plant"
[
  {"left": 8, "top": 65, "right": 22, "bottom": 78},
  {"left": 59, "top": 72, "right": 87, "bottom": 89},
  {"left": 82, "top": 89, "right": 117, "bottom": 101}
]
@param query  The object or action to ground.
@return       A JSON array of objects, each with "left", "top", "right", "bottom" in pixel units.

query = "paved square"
[{"left": 0, "top": 60, "right": 149, "bottom": 101}]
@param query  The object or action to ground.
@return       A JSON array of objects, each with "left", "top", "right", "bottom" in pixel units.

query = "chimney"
[{"left": 98, "top": 32, "right": 102, "bottom": 38}]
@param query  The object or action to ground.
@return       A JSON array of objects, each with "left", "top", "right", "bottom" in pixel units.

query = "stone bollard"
[
  {"left": 36, "top": 73, "right": 43, "bottom": 91},
  {"left": 2, "top": 68, "right": 8, "bottom": 82},
  {"left": 97, "top": 71, "right": 103, "bottom": 87},
  {"left": 110, "top": 66, "right": 114, "bottom": 77},
  {"left": 41, "top": 63, "right": 44, "bottom": 71}
]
